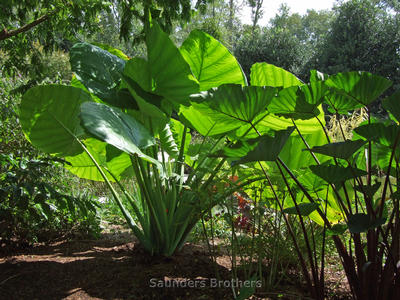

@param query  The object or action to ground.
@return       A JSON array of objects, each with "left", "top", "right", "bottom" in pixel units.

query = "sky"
[{"left": 240, "top": 0, "right": 337, "bottom": 26}]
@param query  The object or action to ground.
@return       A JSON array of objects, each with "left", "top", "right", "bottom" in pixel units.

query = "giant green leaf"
[
  {"left": 146, "top": 21, "right": 199, "bottom": 104},
  {"left": 122, "top": 57, "right": 152, "bottom": 92},
  {"left": 354, "top": 122, "right": 400, "bottom": 147},
  {"left": 347, "top": 213, "right": 386, "bottom": 234},
  {"left": 70, "top": 43, "right": 131, "bottom": 107},
  {"left": 309, "top": 164, "right": 367, "bottom": 184},
  {"left": 308, "top": 140, "right": 366, "bottom": 160},
  {"left": 268, "top": 83, "right": 326, "bottom": 120},
  {"left": 240, "top": 79, "right": 327, "bottom": 137},
  {"left": 279, "top": 191, "right": 343, "bottom": 226},
  {"left": 20, "top": 85, "right": 92, "bottom": 156},
  {"left": 382, "top": 91, "right": 400, "bottom": 123},
  {"left": 296, "top": 171, "right": 328, "bottom": 192},
  {"left": 308, "top": 70, "right": 362, "bottom": 113},
  {"left": 212, "top": 139, "right": 258, "bottom": 160},
  {"left": 354, "top": 182, "right": 381, "bottom": 199},
  {"left": 325, "top": 224, "right": 348, "bottom": 236},
  {"left": 179, "top": 105, "right": 238, "bottom": 136},
  {"left": 236, "top": 107, "right": 325, "bottom": 139},
  {"left": 64, "top": 138, "right": 132, "bottom": 181},
  {"left": 79, "top": 102, "right": 160, "bottom": 167},
  {"left": 325, "top": 72, "right": 392, "bottom": 107},
  {"left": 190, "top": 84, "right": 276, "bottom": 131},
  {"left": 180, "top": 29, "right": 247, "bottom": 91},
  {"left": 233, "top": 128, "right": 294, "bottom": 164},
  {"left": 250, "top": 63, "right": 302, "bottom": 87},
  {"left": 324, "top": 89, "right": 363, "bottom": 113},
  {"left": 121, "top": 74, "right": 169, "bottom": 134},
  {"left": 91, "top": 42, "right": 130, "bottom": 60},
  {"left": 279, "top": 128, "right": 328, "bottom": 171}
]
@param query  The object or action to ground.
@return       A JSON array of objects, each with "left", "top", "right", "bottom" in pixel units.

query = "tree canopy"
[
  {"left": 0, "top": 0, "right": 203, "bottom": 77},
  {"left": 315, "top": 0, "right": 400, "bottom": 85}
]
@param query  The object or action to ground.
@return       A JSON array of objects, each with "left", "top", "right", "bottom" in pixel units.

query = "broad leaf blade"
[
  {"left": 236, "top": 108, "right": 325, "bottom": 139},
  {"left": 146, "top": 21, "right": 199, "bottom": 104},
  {"left": 64, "top": 138, "right": 132, "bottom": 181},
  {"left": 325, "top": 72, "right": 392, "bottom": 106},
  {"left": 268, "top": 84, "right": 325, "bottom": 120},
  {"left": 382, "top": 91, "right": 400, "bottom": 123},
  {"left": 123, "top": 57, "right": 152, "bottom": 92},
  {"left": 354, "top": 182, "right": 381, "bottom": 199},
  {"left": 324, "top": 89, "right": 363, "bottom": 113},
  {"left": 70, "top": 43, "right": 128, "bottom": 106},
  {"left": 20, "top": 85, "right": 91, "bottom": 156},
  {"left": 79, "top": 102, "right": 160, "bottom": 167},
  {"left": 354, "top": 123, "right": 400, "bottom": 147},
  {"left": 121, "top": 74, "right": 169, "bottom": 134},
  {"left": 278, "top": 128, "right": 329, "bottom": 171},
  {"left": 91, "top": 42, "right": 130, "bottom": 60},
  {"left": 326, "top": 223, "right": 347, "bottom": 236},
  {"left": 180, "top": 29, "right": 247, "bottom": 91},
  {"left": 282, "top": 202, "right": 320, "bottom": 216},
  {"left": 190, "top": 84, "right": 276, "bottom": 128},
  {"left": 250, "top": 63, "right": 302, "bottom": 87},
  {"left": 234, "top": 128, "right": 294, "bottom": 164},
  {"left": 179, "top": 105, "right": 238, "bottom": 136},
  {"left": 347, "top": 213, "right": 386, "bottom": 234},
  {"left": 309, "top": 164, "right": 367, "bottom": 184},
  {"left": 213, "top": 139, "right": 258, "bottom": 160},
  {"left": 308, "top": 140, "right": 366, "bottom": 160}
]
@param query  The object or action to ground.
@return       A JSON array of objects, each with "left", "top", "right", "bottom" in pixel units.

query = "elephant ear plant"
[
  {"left": 19, "top": 21, "right": 262, "bottom": 256},
  {"left": 191, "top": 66, "right": 400, "bottom": 299}
]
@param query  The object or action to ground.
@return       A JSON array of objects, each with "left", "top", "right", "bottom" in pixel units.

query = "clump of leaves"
[{"left": 0, "top": 153, "right": 101, "bottom": 248}]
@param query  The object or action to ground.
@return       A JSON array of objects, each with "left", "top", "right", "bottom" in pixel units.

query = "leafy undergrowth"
[{"left": 0, "top": 232, "right": 351, "bottom": 300}]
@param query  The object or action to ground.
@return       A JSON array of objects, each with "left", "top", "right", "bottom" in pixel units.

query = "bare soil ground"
[{"left": 0, "top": 233, "right": 351, "bottom": 300}]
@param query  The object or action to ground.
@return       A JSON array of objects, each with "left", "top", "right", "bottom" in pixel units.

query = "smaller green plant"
[
  {"left": 195, "top": 66, "right": 400, "bottom": 300},
  {"left": 0, "top": 153, "right": 101, "bottom": 246}
]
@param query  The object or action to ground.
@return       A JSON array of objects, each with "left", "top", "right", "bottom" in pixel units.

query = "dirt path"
[
  {"left": 0, "top": 234, "right": 351, "bottom": 299},
  {"left": 0, "top": 234, "right": 237, "bottom": 300}
]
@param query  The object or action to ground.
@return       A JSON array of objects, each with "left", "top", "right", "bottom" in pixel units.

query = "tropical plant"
[
  {"left": 0, "top": 153, "right": 101, "bottom": 246},
  {"left": 191, "top": 65, "right": 400, "bottom": 299},
  {"left": 18, "top": 17, "right": 264, "bottom": 256},
  {"left": 18, "top": 11, "right": 400, "bottom": 298}
]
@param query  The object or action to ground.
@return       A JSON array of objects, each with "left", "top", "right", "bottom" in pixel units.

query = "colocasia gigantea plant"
[
  {"left": 19, "top": 19, "right": 261, "bottom": 256},
  {"left": 20, "top": 15, "right": 400, "bottom": 300}
]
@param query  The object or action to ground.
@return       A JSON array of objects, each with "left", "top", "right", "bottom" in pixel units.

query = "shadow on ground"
[{"left": 0, "top": 236, "right": 232, "bottom": 300}]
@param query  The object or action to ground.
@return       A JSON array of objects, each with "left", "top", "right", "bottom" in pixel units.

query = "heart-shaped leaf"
[
  {"left": 146, "top": 21, "right": 199, "bottom": 104},
  {"left": 309, "top": 164, "right": 367, "bottom": 184},
  {"left": 181, "top": 29, "right": 247, "bottom": 91},
  {"left": 347, "top": 213, "right": 386, "bottom": 233},
  {"left": 325, "top": 72, "right": 392, "bottom": 107},
  {"left": 250, "top": 63, "right": 302, "bottom": 87},
  {"left": 20, "top": 85, "right": 92, "bottom": 156},
  {"left": 233, "top": 128, "right": 294, "bottom": 164},
  {"left": 308, "top": 140, "right": 366, "bottom": 160}
]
